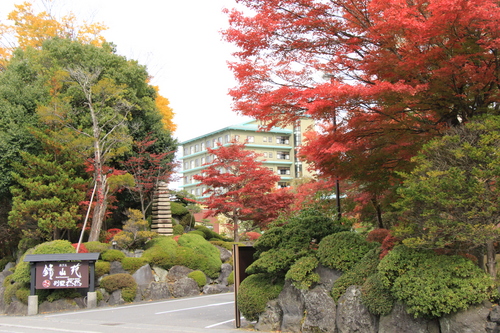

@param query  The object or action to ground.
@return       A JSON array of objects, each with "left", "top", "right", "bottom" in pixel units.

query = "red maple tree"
[
  {"left": 121, "top": 136, "right": 176, "bottom": 219},
  {"left": 223, "top": 0, "right": 500, "bottom": 226},
  {"left": 193, "top": 140, "right": 294, "bottom": 241}
]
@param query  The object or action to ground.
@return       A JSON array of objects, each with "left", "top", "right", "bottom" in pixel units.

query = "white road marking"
[
  {"left": 204, "top": 318, "right": 235, "bottom": 328},
  {"left": 45, "top": 293, "right": 234, "bottom": 317},
  {"left": 0, "top": 323, "right": 98, "bottom": 333},
  {"left": 155, "top": 301, "right": 234, "bottom": 315}
]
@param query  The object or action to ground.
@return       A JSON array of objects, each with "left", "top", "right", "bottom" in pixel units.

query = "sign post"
[
  {"left": 24, "top": 253, "right": 100, "bottom": 315},
  {"left": 233, "top": 245, "right": 256, "bottom": 328}
]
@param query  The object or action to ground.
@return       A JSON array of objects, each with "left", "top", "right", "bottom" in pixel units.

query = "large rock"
[
  {"left": 39, "top": 298, "right": 83, "bottom": 314},
  {"left": 172, "top": 277, "right": 199, "bottom": 298},
  {"left": 255, "top": 300, "right": 282, "bottom": 332},
  {"left": 336, "top": 285, "right": 378, "bottom": 333},
  {"left": 132, "top": 264, "right": 154, "bottom": 286},
  {"left": 108, "top": 289, "right": 124, "bottom": 306},
  {"left": 379, "top": 302, "right": 440, "bottom": 333},
  {"left": 0, "top": 286, "right": 6, "bottom": 313},
  {"left": 149, "top": 282, "right": 171, "bottom": 300},
  {"left": 216, "top": 263, "right": 233, "bottom": 286},
  {"left": 278, "top": 280, "right": 305, "bottom": 333},
  {"left": 316, "top": 264, "right": 342, "bottom": 290},
  {"left": 301, "top": 285, "right": 337, "bottom": 333},
  {"left": 440, "top": 303, "right": 490, "bottom": 333},
  {"left": 152, "top": 266, "right": 168, "bottom": 282},
  {"left": 203, "top": 284, "right": 229, "bottom": 294},
  {"left": 5, "top": 299, "right": 27, "bottom": 316},
  {"left": 215, "top": 245, "right": 232, "bottom": 262},
  {"left": 109, "top": 261, "right": 127, "bottom": 274},
  {"left": 168, "top": 265, "right": 194, "bottom": 282}
]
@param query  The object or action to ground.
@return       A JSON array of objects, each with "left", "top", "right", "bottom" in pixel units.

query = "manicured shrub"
[
  {"left": 188, "top": 270, "right": 207, "bottom": 288},
  {"left": 84, "top": 241, "right": 110, "bottom": 253},
  {"left": 361, "top": 273, "right": 394, "bottom": 316},
  {"left": 177, "top": 233, "right": 222, "bottom": 278},
  {"left": 144, "top": 236, "right": 178, "bottom": 252},
  {"left": 95, "top": 261, "right": 111, "bottom": 277},
  {"left": 366, "top": 229, "right": 390, "bottom": 244},
  {"left": 15, "top": 287, "right": 30, "bottom": 304},
  {"left": 101, "top": 249, "right": 126, "bottom": 262},
  {"left": 237, "top": 274, "right": 284, "bottom": 322},
  {"left": 195, "top": 225, "right": 230, "bottom": 241},
  {"left": 210, "top": 240, "right": 240, "bottom": 251},
  {"left": 285, "top": 255, "right": 320, "bottom": 290},
  {"left": 188, "top": 230, "right": 205, "bottom": 238},
  {"left": 227, "top": 271, "right": 234, "bottom": 285},
  {"left": 142, "top": 246, "right": 176, "bottom": 270},
  {"left": 173, "top": 224, "right": 184, "bottom": 235},
  {"left": 3, "top": 278, "right": 20, "bottom": 305},
  {"left": 113, "top": 209, "right": 158, "bottom": 250},
  {"left": 379, "top": 245, "right": 497, "bottom": 318},
  {"left": 331, "top": 248, "right": 381, "bottom": 301},
  {"left": 170, "top": 201, "right": 188, "bottom": 216},
  {"left": 99, "top": 273, "right": 137, "bottom": 302},
  {"left": 121, "top": 257, "right": 147, "bottom": 274},
  {"left": 246, "top": 248, "right": 309, "bottom": 276},
  {"left": 317, "top": 231, "right": 377, "bottom": 272}
]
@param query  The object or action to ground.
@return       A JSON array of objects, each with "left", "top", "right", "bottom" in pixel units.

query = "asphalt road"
[{"left": 0, "top": 293, "right": 257, "bottom": 333}]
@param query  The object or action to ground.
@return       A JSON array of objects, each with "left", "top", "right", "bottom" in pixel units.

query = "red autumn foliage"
[
  {"left": 72, "top": 243, "right": 89, "bottom": 253},
  {"left": 194, "top": 140, "right": 294, "bottom": 241},
  {"left": 105, "top": 228, "right": 122, "bottom": 243},
  {"left": 366, "top": 229, "right": 390, "bottom": 244},
  {"left": 224, "top": 0, "right": 500, "bottom": 226},
  {"left": 380, "top": 234, "right": 399, "bottom": 259},
  {"left": 244, "top": 231, "right": 262, "bottom": 241}
]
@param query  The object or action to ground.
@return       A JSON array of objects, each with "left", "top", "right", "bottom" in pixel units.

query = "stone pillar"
[
  {"left": 151, "top": 182, "right": 173, "bottom": 236},
  {"left": 27, "top": 295, "right": 38, "bottom": 316},
  {"left": 87, "top": 291, "right": 97, "bottom": 309}
]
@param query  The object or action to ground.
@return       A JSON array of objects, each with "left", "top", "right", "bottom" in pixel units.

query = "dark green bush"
[
  {"left": 379, "top": 245, "right": 497, "bottom": 317},
  {"left": 210, "top": 240, "right": 242, "bottom": 251},
  {"left": 188, "top": 230, "right": 205, "bottom": 237},
  {"left": 15, "top": 287, "right": 30, "bottom": 304},
  {"left": 95, "top": 261, "right": 111, "bottom": 277},
  {"left": 4, "top": 278, "right": 21, "bottom": 305},
  {"left": 246, "top": 248, "right": 309, "bottom": 276},
  {"left": 285, "top": 255, "right": 319, "bottom": 290},
  {"left": 317, "top": 231, "right": 377, "bottom": 272},
  {"left": 194, "top": 225, "right": 230, "bottom": 241},
  {"left": 361, "top": 273, "right": 394, "bottom": 316},
  {"left": 331, "top": 248, "right": 381, "bottom": 301},
  {"left": 101, "top": 249, "right": 126, "bottom": 262},
  {"left": 188, "top": 270, "right": 207, "bottom": 288},
  {"left": 44, "top": 289, "right": 82, "bottom": 303},
  {"left": 227, "top": 271, "right": 234, "bottom": 285},
  {"left": 170, "top": 201, "right": 188, "bottom": 216},
  {"left": 144, "top": 236, "right": 178, "bottom": 252},
  {"left": 84, "top": 241, "right": 110, "bottom": 253},
  {"left": 100, "top": 273, "right": 137, "bottom": 302},
  {"left": 121, "top": 257, "right": 147, "bottom": 274},
  {"left": 173, "top": 224, "right": 184, "bottom": 235},
  {"left": 237, "top": 274, "right": 284, "bottom": 322}
]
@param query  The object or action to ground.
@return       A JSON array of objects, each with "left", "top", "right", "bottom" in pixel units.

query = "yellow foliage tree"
[
  {"left": 153, "top": 85, "right": 176, "bottom": 133},
  {"left": 0, "top": 0, "right": 107, "bottom": 67}
]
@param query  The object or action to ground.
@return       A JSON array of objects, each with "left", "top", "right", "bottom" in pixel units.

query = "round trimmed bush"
[
  {"left": 237, "top": 274, "right": 284, "bottom": 322},
  {"left": 188, "top": 270, "right": 207, "bottom": 288},
  {"left": 361, "top": 272, "right": 394, "bottom": 316},
  {"left": 227, "top": 271, "right": 234, "bottom": 285},
  {"left": 99, "top": 273, "right": 137, "bottom": 302},
  {"left": 246, "top": 248, "right": 310, "bottom": 277},
  {"left": 331, "top": 248, "right": 381, "bottom": 301},
  {"left": 177, "top": 233, "right": 222, "bottom": 278},
  {"left": 84, "top": 241, "right": 110, "bottom": 253},
  {"left": 121, "top": 257, "right": 147, "bottom": 274},
  {"left": 285, "top": 255, "right": 319, "bottom": 290},
  {"left": 95, "top": 261, "right": 111, "bottom": 277},
  {"left": 101, "top": 249, "right": 126, "bottom": 262},
  {"left": 142, "top": 246, "right": 176, "bottom": 270},
  {"left": 317, "top": 231, "right": 377, "bottom": 272},
  {"left": 173, "top": 224, "right": 184, "bottom": 235},
  {"left": 379, "top": 245, "right": 498, "bottom": 317}
]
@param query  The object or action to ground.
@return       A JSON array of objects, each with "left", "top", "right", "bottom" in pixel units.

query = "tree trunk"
[
  {"left": 486, "top": 240, "right": 497, "bottom": 278},
  {"left": 371, "top": 198, "right": 384, "bottom": 229},
  {"left": 233, "top": 213, "right": 239, "bottom": 242}
]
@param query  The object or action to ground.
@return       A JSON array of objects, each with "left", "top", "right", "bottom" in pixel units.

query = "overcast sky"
[{"left": 0, "top": 0, "right": 252, "bottom": 144}]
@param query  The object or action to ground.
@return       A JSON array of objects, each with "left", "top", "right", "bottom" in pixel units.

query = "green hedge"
[
  {"left": 100, "top": 273, "right": 137, "bottom": 302},
  {"left": 331, "top": 248, "right": 381, "bottom": 301},
  {"left": 378, "top": 245, "right": 497, "bottom": 317},
  {"left": 285, "top": 255, "right": 319, "bottom": 290},
  {"left": 177, "top": 233, "right": 222, "bottom": 278},
  {"left": 83, "top": 241, "right": 110, "bottom": 253},
  {"left": 237, "top": 274, "right": 284, "bottom": 322},
  {"left": 360, "top": 272, "right": 394, "bottom": 316},
  {"left": 121, "top": 257, "right": 147, "bottom": 274},
  {"left": 188, "top": 270, "right": 207, "bottom": 288},
  {"left": 101, "top": 249, "right": 126, "bottom": 262},
  {"left": 317, "top": 231, "right": 377, "bottom": 272},
  {"left": 95, "top": 261, "right": 111, "bottom": 277}
]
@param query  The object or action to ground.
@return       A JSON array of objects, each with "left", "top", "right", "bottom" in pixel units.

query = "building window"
[
  {"left": 190, "top": 146, "right": 194, "bottom": 154},
  {"left": 276, "top": 136, "right": 289, "bottom": 144},
  {"left": 224, "top": 134, "right": 230, "bottom": 143},
  {"left": 201, "top": 157, "right": 205, "bottom": 165},
  {"left": 263, "top": 137, "right": 267, "bottom": 142},
  {"left": 206, "top": 140, "right": 211, "bottom": 149},
  {"left": 206, "top": 155, "right": 211, "bottom": 163},
  {"left": 196, "top": 188, "right": 200, "bottom": 196},
  {"left": 183, "top": 147, "right": 188, "bottom": 156},
  {"left": 268, "top": 152, "right": 273, "bottom": 158},
  {"left": 247, "top": 136, "right": 255, "bottom": 143},
  {"left": 218, "top": 136, "right": 222, "bottom": 143},
  {"left": 278, "top": 182, "right": 289, "bottom": 188},
  {"left": 268, "top": 137, "right": 273, "bottom": 143},
  {"left": 201, "top": 142, "right": 205, "bottom": 150},
  {"left": 263, "top": 152, "right": 268, "bottom": 158},
  {"left": 195, "top": 144, "right": 199, "bottom": 152},
  {"left": 277, "top": 152, "right": 290, "bottom": 159},
  {"left": 184, "top": 162, "right": 188, "bottom": 170},
  {"left": 213, "top": 138, "right": 217, "bottom": 147},
  {"left": 195, "top": 159, "right": 200, "bottom": 167},
  {"left": 278, "top": 167, "right": 291, "bottom": 175},
  {"left": 190, "top": 160, "right": 195, "bottom": 168},
  {"left": 234, "top": 135, "right": 240, "bottom": 142}
]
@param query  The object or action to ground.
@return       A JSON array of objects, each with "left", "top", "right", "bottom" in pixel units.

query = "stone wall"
[{"left": 255, "top": 265, "right": 500, "bottom": 333}]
